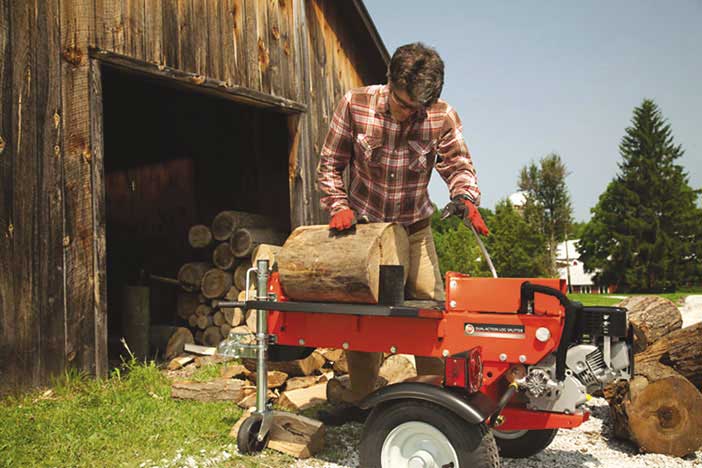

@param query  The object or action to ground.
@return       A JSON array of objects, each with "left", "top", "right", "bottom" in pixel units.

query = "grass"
[
  {"left": 569, "top": 287, "right": 701, "bottom": 307},
  {"left": 0, "top": 356, "right": 301, "bottom": 468}
]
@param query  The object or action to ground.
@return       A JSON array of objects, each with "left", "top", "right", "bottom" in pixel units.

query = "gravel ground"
[{"left": 285, "top": 398, "right": 702, "bottom": 468}]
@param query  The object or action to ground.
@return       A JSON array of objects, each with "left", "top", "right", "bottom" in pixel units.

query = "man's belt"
[{"left": 406, "top": 217, "right": 431, "bottom": 235}]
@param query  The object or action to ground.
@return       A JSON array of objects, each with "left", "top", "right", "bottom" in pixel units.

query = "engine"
[{"left": 517, "top": 305, "right": 632, "bottom": 414}]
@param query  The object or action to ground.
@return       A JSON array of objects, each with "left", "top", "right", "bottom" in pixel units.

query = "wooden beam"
[{"left": 88, "top": 48, "right": 307, "bottom": 114}]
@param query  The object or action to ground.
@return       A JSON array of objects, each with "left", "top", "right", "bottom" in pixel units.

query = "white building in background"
[{"left": 556, "top": 239, "right": 604, "bottom": 293}]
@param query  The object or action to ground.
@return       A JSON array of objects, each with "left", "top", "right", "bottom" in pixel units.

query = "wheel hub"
[{"left": 381, "top": 421, "right": 459, "bottom": 468}]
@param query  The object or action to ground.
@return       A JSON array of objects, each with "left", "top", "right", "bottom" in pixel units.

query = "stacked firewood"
[
  {"left": 167, "top": 345, "right": 418, "bottom": 458},
  {"left": 175, "top": 210, "right": 286, "bottom": 347},
  {"left": 604, "top": 296, "right": 702, "bottom": 457}
]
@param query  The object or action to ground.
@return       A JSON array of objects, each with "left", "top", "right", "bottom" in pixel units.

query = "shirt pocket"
[
  {"left": 407, "top": 140, "right": 436, "bottom": 173},
  {"left": 355, "top": 133, "right": 383, "bottom": 165}
]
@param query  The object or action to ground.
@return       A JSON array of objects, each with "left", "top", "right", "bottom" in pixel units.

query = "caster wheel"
[
  {"left": 237, "top": 415, "right": 270, "bottom": 454},
  {"left": 359, "top": 400, "right": 500, "bottom": 468},
  {"left": 492, "top": 428, "right": 558, "bottom": 458}
]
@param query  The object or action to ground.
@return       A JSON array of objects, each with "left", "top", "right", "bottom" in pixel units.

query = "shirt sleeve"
[
  {"left": 316, "top": 91, "right": 354, "bottom": 215},
  {"left": 434, "top": 106, "right": 481, "bottom": 205}
]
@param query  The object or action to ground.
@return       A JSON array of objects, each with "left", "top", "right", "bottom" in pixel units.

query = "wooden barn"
[{"left": 0, "top": 0, "right": 389, "bottom": 391}]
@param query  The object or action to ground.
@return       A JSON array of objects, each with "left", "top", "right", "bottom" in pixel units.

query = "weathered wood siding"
[{"left": 0, "top": 0, "right": 387, "bottom": 390}]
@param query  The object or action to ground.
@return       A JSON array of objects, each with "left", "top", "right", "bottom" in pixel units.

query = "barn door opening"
[{"left": 99, "top": 64, "right": 292, "bottom": 364}]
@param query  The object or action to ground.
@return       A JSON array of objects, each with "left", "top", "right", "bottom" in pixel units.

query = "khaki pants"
[{"left": 347, "top": 224, "right": 445, "bottom": 402}]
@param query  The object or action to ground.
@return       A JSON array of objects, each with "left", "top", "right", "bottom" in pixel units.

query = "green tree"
[
  {"left": 518, "top": 154, "right": 574, "bottom": 275},
  {"left": 578, "top": 99, "right": 702, "bottom": 291},
  {"left": 431, "top": 205, "right": 491, "bottom": 277},
  {"left": 485, "top": 200, "right": 549, "bottom": 277}
]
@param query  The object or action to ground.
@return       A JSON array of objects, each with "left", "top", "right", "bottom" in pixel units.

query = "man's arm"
[
  {"left": 317, "top": 91, "right": 354, "bottom": 216},
  {"left": 434, "top": 106, "right": 481, "bottom": 205}
]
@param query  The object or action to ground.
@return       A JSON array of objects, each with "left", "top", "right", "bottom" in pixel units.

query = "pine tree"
[
  {"left": 485, "top": 200, "right": 549, "bottom": 277},
  {"left": 578, "top": 99, "right": 702, "bottom": 291},
  {"left": 518, "top": 154, "right": 573, "bottom": 276}
]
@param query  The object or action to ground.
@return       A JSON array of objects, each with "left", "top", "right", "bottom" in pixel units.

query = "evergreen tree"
[
  {"left": 578, "top": 99, "right": 702, "bottom": 291},
  {"left": 485, "top": 200, "right": 550, "bottom": 277},
  {"left": 518, "top": 154, "right": 573, "bottom": 275}
]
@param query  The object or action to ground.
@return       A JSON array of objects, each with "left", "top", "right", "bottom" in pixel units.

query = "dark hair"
[{"left": 387, "top": 42, "right": 445, "bottom": 106}]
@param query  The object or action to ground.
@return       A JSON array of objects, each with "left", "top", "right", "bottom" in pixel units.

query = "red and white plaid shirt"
[{"left": 317, "top": 85, "right": 481, "bottom": 226}]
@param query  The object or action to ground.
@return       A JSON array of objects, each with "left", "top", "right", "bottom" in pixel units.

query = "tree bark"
[
  {"left": 616, "top": 296, "right": 683, "bottom": 353},
  {"left": 605, "top": 362, "right": 702, "bottom": 457},
  {"left": 171, "top": 379, "right": 245, "bottom": 402},
  {"left": 277, "top": 223, "right": 410, "bottom": 304},
  {"left": 635, "top": 322, "right": 702, "bottom": 388},
  {"left": 234, "top": 263, "right": 251, "bottom": 291}
]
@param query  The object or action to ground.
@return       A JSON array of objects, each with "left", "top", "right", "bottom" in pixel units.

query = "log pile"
[
  {"left": 605, "top": 296, "right": 702, "bottom": 457},
  {"left": 166, "top": 347, "right": 418, "bottom": 458},
  {"left": 169, "top": 210, "right": 287, "bottom": 348}
]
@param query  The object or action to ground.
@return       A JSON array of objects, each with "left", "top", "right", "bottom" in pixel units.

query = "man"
[{"left": 316, "top": 42, "right": 488, "bottom": 424}]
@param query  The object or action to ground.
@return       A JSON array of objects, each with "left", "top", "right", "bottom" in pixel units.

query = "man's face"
[{"left": 388, "top": 86, "right": 424, "bottom": 122}]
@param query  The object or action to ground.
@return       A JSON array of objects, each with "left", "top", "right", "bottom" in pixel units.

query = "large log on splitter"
[
  {"left": 277, "top": 223, "right": 410, "bottom": 304},
  {"left": 616, "top": 296, "right": 683, "bottom": 353}
]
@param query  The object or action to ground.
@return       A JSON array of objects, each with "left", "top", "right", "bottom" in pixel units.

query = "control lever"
[{"left": 440, "top": 200, "right": 498, "bottom": 278}]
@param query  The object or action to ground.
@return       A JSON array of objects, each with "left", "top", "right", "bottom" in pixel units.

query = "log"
[
  {"left": 278, "top": 223, "right": 410, "bottom": 304},
  {"left": 277, "top": 383, "right": 327, "bottom": 411},
  {"left": 606, "top": 362, "right": 702, "bottom": 457},
  {"left": 268, "top": 412, "right": 324, "bottom": 458},
  {"left": 201, "top": 269, "right": 233, "bottom": 299},
  {"left": 220, "top": 363, "right": 249, "bottom": 379},
  {"left": 379, "top": 354, "right": 417, "bottom": 385},
  {"left": 220, "top": 323, "right": 232, "bottom": 337},
  {"left": 247, "top": 370, "right": 289, "bottom": 389},
  {"left": 243, "top": 350, "right": 326, "bottom": 377},
  {"left": 194, "top": 330, "right": 204, "bottom": 345},
  {"left": 285, "top": 375, "right": 319, "bottom": 391},
  {"left": 635, "top": 322, "right": 702, "bottom": 388},
  {"left": 122, "top": 286, "right": 150, "bottom": 359},
  {"left": 188, "top": 224, "right": 213, "bottom": 248},
  {"left": 230, "top": 411, "right": 325, "bottom": 459},
  {"left": 177, "top": 262, "right": 211, "bottom": 292},
  {"left": 176, "top": 292, "right": 201, "bottom": 320},
  {"left": 231, "top": 227, "right": 288, "bottom": 258},
  {"left": 332, "top": 352, "right": 348, "bottom": 374},
  {"left": 252, "top": 244, "right": 282, "bottom": 269},
  {"left": 184, "top": 343, "right": 216, "bottom": 356},
  {"left": 196, "top": 314, "right": 214, "bottom": 330},
  {"left": 233, "top": 263, "right": 251, "bottom": 291},
  {"left": 213, "top": 311, "right": 225, "bottom": 326},
  {"left": 195, "top": 304, "right": 212, "bottom": 316},
  {"left": 163, "top": 327, "right": 195, "bottom": 360},
  {"left": 213, "top": 242, "right": 237, "bottom": 270},
  {"left": 187, "top": 314, "right": 198, "bottom": 328},
  {"left": 245, "top": 309, "right": 257, "bottom": 333},
  {"left": 211, "top": 210, "right": 280, "bottom": 241},
  {"left": 319, "top": 348, "right": 344, "bottom": 363},
  {"left": 171, "top": 379, "right": 245, "bottom": 402},
  {"left": 221, "top": 286, "right": 244, "bottom": 326},
  {"left": 203, "top": 326, "right": 223, "bottom": 347},
  {"left": 168, "top": 355, "right": 195, "bottom": 370},
  {"left": 237, "top": 390, "right": 275, "bottom": 409},
  {"left": 616, "top": 296, "right": 683, "bottom": 353}
]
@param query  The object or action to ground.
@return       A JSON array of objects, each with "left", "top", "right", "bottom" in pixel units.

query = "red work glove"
[
  {"left": 329, "top": 209, "right": 355, "bottom": 231},
  {"left": 462, "top": 199, "right": 489, "bottom": 236}
]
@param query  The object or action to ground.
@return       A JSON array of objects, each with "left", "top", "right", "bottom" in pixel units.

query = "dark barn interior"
[{"left": 101, "top": 66, "right": 292, "bottom": 358}]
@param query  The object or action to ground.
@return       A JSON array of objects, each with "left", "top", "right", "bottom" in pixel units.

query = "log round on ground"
[
  {"left": 606, "top": 361, "right": 702, "bottom": 457},
  {"left": 616, "top": 296, "right": 683, "bottom": 353},
  {"left": 635, "top": 322, "right": 702, "bottom": 388}
]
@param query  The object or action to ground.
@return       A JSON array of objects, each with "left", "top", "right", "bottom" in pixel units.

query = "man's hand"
[
  {"left": 461, "top": 199, "right": 489, "bottom": 236},
  {"left": 329, "top": 209, "right": 356, "bottom": 231}
]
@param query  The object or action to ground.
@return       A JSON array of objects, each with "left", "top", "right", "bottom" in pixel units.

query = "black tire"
[
  {"left": 237, "top": 415, "right": 270, "bottom": 454},
  {"left": 492, "top": 428, "right": 558, "bottom": 458},
  {"left": 359, "top": 400, "right": 500, "bottom": 468}
]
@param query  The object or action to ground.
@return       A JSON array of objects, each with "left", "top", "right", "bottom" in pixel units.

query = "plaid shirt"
[{"left": 317, "top": 85, "right": 481, "bottom": 226}]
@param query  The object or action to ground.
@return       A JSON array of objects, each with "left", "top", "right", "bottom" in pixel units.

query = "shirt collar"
[{"left": 376, "top": 84, "right": 428, "bottom": 122}]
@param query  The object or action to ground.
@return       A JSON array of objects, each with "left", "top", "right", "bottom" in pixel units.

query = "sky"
[{"left": 364, "top": 0, "right": 702, "bottom": 221}]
